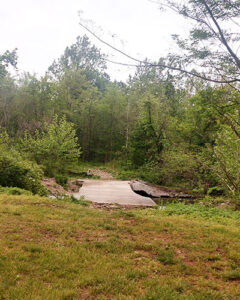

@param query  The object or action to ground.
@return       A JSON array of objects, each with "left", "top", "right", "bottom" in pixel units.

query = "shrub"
[
  {"left": 55, "top": 174, "right": 68, "bottom": 187},
  {"left": 214, "top": 123, "right": 240, "bottom": 197},
  {"left": 0, "top": 186, "right": 32, "bottom": 196},
  {"left": 0, "top": 148, "right": 46, "bottom": 196},
  {"left": 21, "top": 115, "right": 81, "bottom": 175},
  {"left": 207, "top": 186, "right": 225, "bottom": 196}
]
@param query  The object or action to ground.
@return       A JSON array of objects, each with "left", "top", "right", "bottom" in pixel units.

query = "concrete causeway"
[{"left": 73, "top": 180, "right": 156, "bottom": 207}]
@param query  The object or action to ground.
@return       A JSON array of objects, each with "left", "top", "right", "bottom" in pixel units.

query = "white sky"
[{"left": 1, "top": 0, "right": 188, "bottom": 81}]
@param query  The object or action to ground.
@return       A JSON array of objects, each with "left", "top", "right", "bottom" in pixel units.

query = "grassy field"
[{"left": 0, "top": 195, "right": 240, "bottom": 299}]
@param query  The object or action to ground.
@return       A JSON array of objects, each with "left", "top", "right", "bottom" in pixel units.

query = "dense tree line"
[{"left": 1, "top": 0, "right": 240, "bottom": 199}]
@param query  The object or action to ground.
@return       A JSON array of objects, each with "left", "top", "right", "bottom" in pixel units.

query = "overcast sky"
[{"left": 1, "top": 0, "right": 188, "bottom": 81}]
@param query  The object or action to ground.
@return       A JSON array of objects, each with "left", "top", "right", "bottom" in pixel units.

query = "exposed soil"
[
  {"left": 41, "top": 178, "right": 69, "bottom": 196},
  {"left": 41, "top": 178, "right": 83, "bottom": 197},
  {"left": 89, "top": 202, "right": 150, "bottom": 210},
  {"left": 68, "top": 179, "right": 84, "bottom": 192},
  {"left": 41, "top": 169, "right": 114, "bottom": 198}
]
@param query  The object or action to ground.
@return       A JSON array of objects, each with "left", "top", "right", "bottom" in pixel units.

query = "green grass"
[
  {"left": 67, "top": 162, "right": 102, "bottom": 180},
  {"left": 159, "top": 202, "right": 240, "bottom": 223},
  {"left": 69, "top": 162, "right": 103, "bottom": 174},
  {"left": 1, "top": 195, "right": 240, "bottom": 299}
]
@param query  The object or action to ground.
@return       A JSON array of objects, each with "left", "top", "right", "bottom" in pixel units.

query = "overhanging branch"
[{"left": 79, "top": 21, "right": 240, "bottom": 84}]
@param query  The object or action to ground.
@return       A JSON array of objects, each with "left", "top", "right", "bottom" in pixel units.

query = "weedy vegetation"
[{"left": 0, "top": 195, "right": 240, "bottom": 299}]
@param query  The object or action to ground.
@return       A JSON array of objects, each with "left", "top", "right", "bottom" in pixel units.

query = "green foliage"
[
  {"left": 128, "top": 82, "right": 173, "bottom": 167},
  {"left": 129, "top": 122, "right": 151, "bottom": 166},
  {"left": 214, "top": 122, "right": 240, "bottom": 196},
  {"left": 0, "top": 49, "right": 17, "bottom": 79},
  {"left": 113, "top": 162, "right": 161, "bottom": 184},
  {"left": 49, "top": 35, "right": 106, "bottom": 74},
  {"left": 158, "top": 147, "right": 199, "bottom": 186},
  {"left": 55, "top": 174, "right": 68, "bottom": 187},
  {"left": 69, "top": 195, "right": 89, "bottom": 206},
  {"left": 0, "top": 130, "right": 10, "bottom": 148},
  {"left": 21, "top": 115, "right": 81, "bottom": 175},
  {"left": 157, "top": 0, "right": 240, "bottom": 83},
  {"left": 0, "top": 186, "right": 32, "bottom": 196},
  {"left": 0, "top": 34, "right": 240, "bottom": 200},
  {"left": 207, "top": 186, "right": 224, "bottom": 196},
  {"left": 0, "top": 131, "right": 46, "bottom": 195},
  {"left": 48, "top": 35, "right": 108, "bottom": 90},
  {"left": 56, "top": 195, "right": 89, "bottom": 206},
  {"left": 0, "top": 148, "right": 46, "bottom": 195}
]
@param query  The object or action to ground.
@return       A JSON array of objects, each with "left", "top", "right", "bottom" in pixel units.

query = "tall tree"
[
  {"left": 0, "top": 49, "right": 17, "bottom": 79},
  {"left": 48, "top": 35, "right": 110, "bottom": 90}
]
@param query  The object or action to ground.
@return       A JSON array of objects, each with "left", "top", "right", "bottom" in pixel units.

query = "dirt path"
[{"left": 73, "top": 180, "right": 156, "bottom": 207}]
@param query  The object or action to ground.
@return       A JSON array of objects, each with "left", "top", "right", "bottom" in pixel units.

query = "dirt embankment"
[
  {"left": 41, "top": 178, "right": 83, "bottom": 197},
  {"left": 41, "top": 169, "right": 114, "bottom": 197}
]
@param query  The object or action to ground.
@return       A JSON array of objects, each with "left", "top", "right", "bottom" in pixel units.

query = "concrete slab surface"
[{"left": 73, "top": 180, "right": 156, "bottom": 207}]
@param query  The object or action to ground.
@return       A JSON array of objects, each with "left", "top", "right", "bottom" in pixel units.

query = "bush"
[
  {"left": 55, "top": 175, "right": 68, "bottom": 187},
  {"left": 0, "top": 186, "right": 32, "bottom": 196},
  {"left": 214, "top": 123, "right": 240, "bottom": 196},
  {"left": 207, "top": 186, "right": 225, "bottom": 196},
  {"left": 0, "top": 149, "right": 46, "bottom": 196},
  {"left": 21, "top": 115, "right": 81, "bottom": 175}
]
